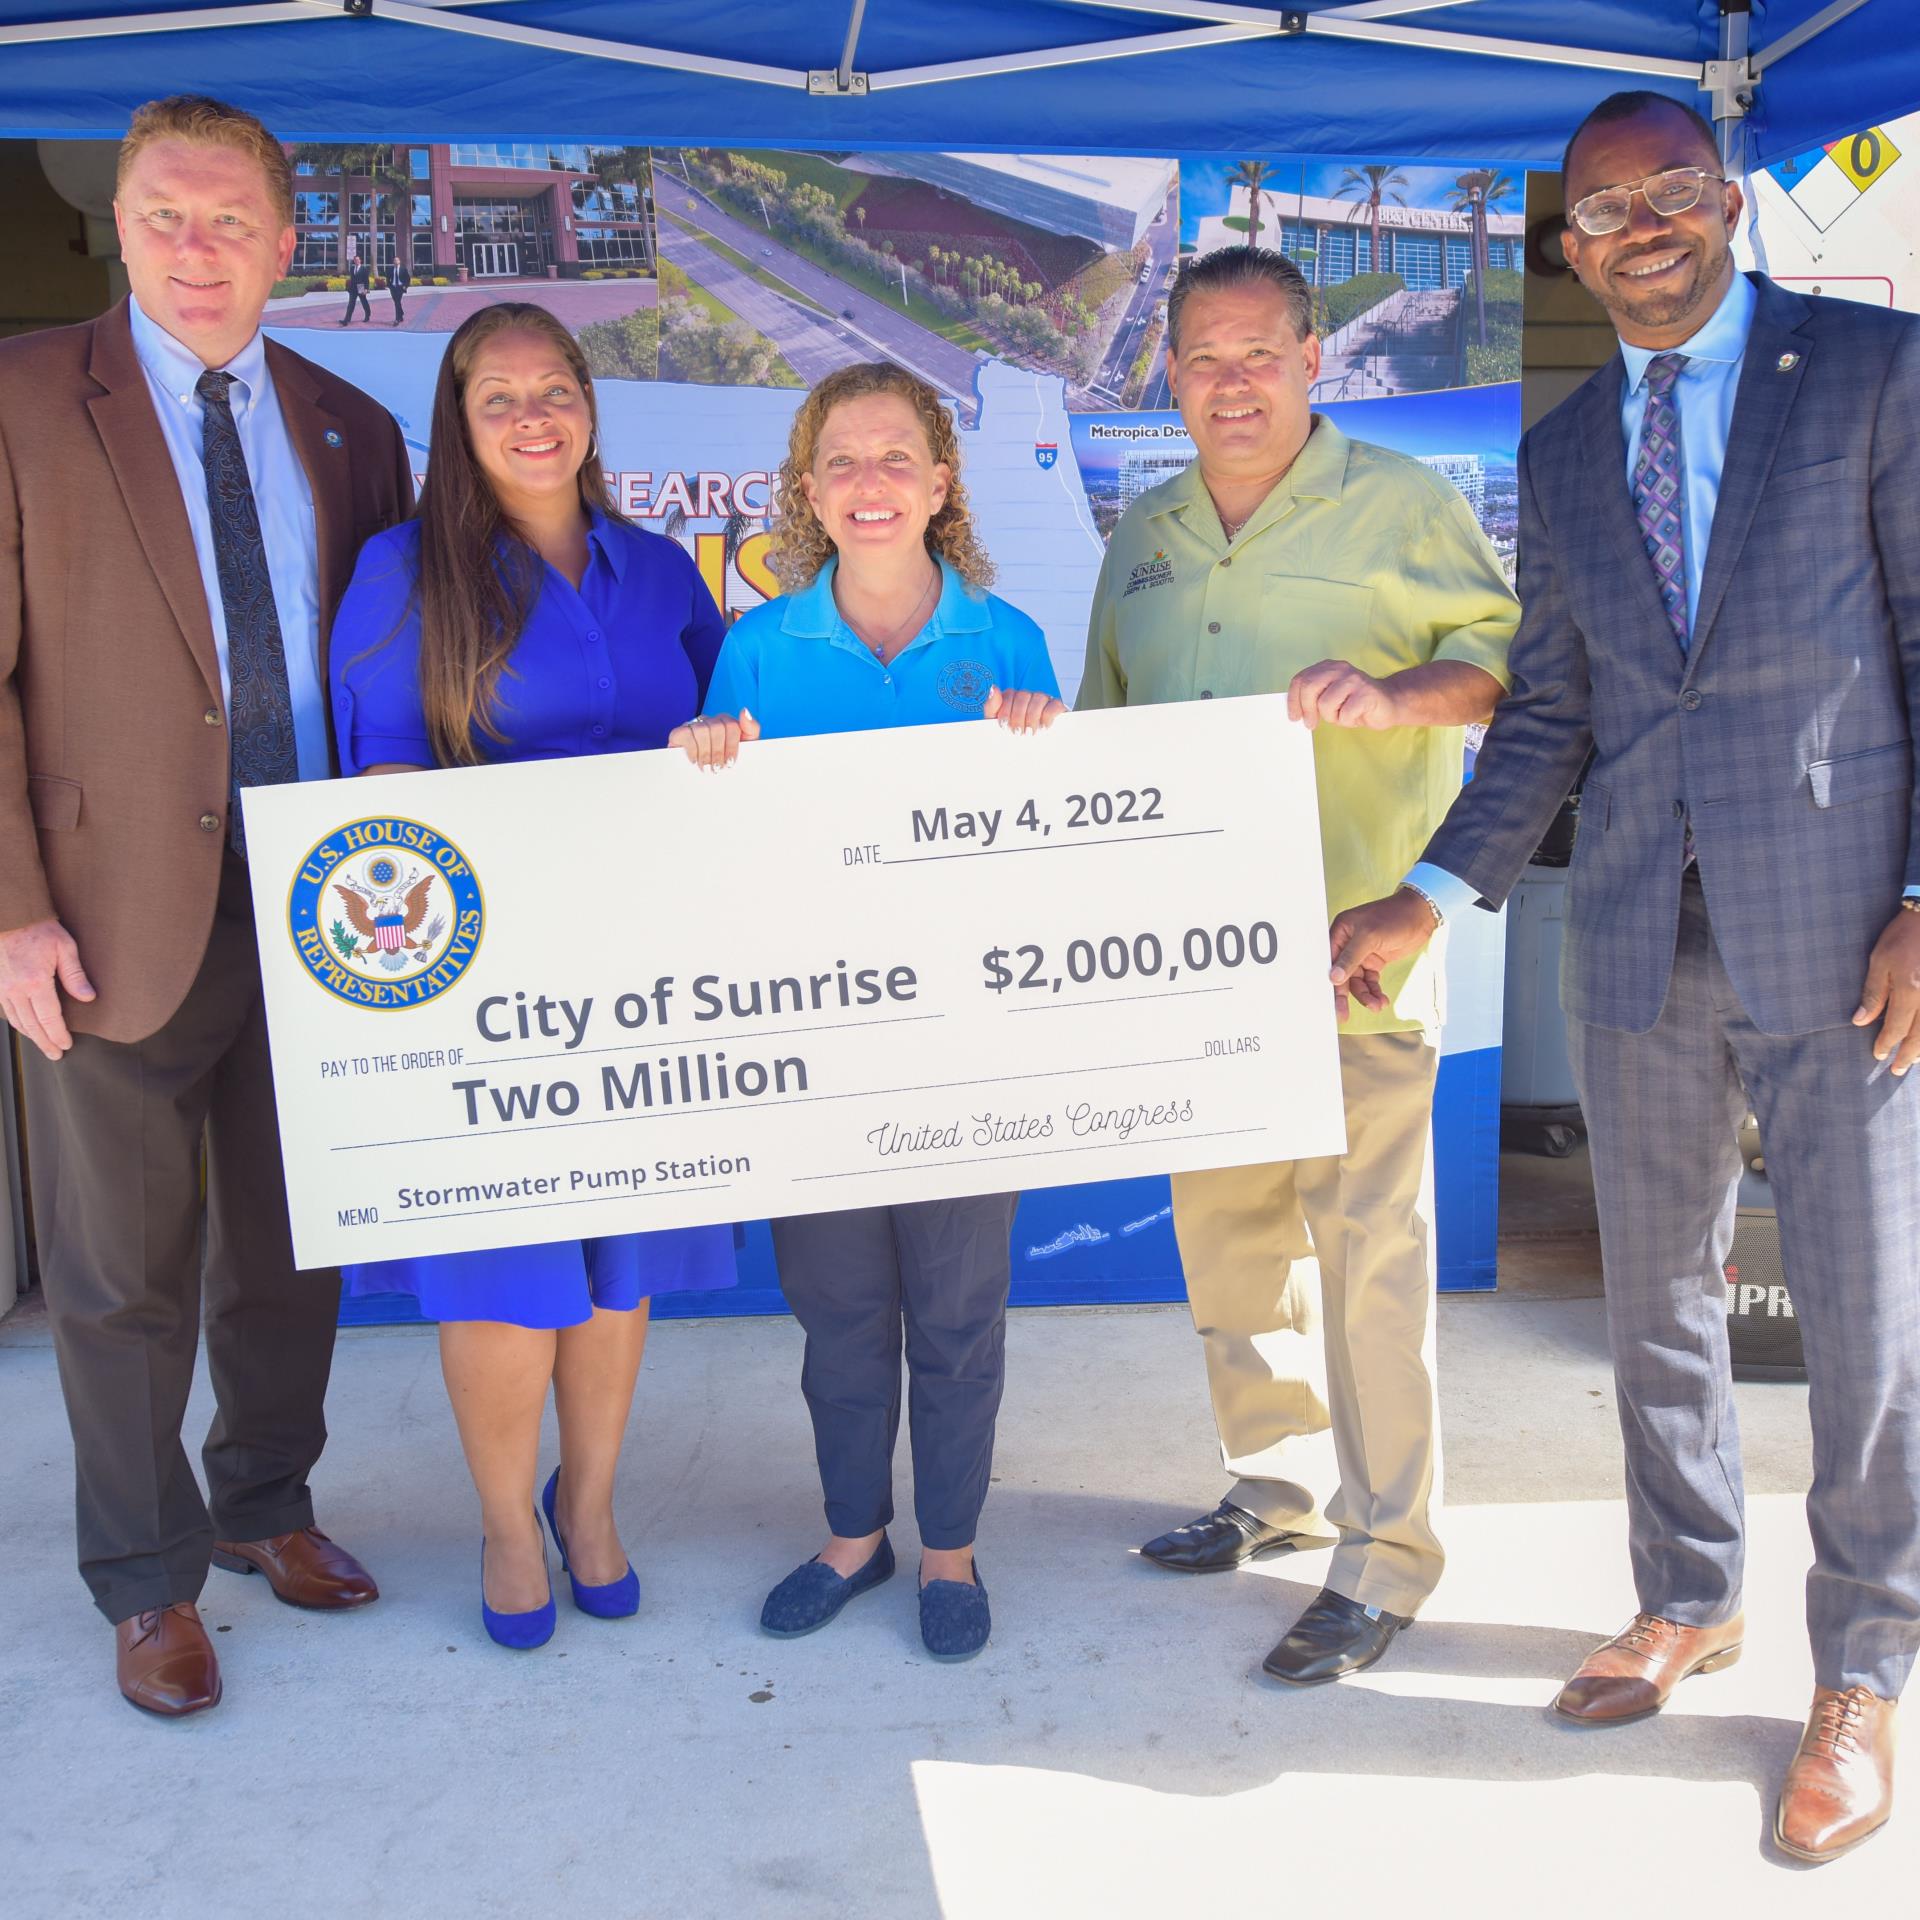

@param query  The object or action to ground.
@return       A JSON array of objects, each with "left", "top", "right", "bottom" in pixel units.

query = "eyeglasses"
[{"left": 1569, "top": 166, "right": 1727, "bottom": 236}]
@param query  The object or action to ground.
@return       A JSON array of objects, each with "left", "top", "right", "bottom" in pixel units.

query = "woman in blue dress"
[
  {"left": 330, "top": 303, "right": 736, "bottom": 1649},
  {"left": 672, "top": 363, "right": 1063, "bottom": 1661}
]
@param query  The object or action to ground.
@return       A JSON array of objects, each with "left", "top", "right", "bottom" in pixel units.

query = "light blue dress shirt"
[
  {"left": 127, "top": 299, "right": 329, "bottom": 782},
  {"left": 1407, "top": 270, "right": 1761, "bottom": 923}
]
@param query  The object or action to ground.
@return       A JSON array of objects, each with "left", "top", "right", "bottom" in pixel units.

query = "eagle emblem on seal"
[
  {"left": 288, "top": 817, "right": 484, "bottom": 1008},
  {"left": 333, "top": 853, "right": 442, "bottom": 974}
]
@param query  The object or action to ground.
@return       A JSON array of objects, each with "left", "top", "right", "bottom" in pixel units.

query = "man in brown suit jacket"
[{"left": 0, "top": 97, "right": 413, "bottom": 1716}]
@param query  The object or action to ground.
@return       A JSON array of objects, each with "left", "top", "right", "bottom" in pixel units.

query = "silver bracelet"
[{"left": 1398, "top": 880, "right": 1445, "bottom": 928}]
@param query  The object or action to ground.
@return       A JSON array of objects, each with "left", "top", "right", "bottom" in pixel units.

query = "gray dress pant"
[
  {"left": 1569, "top": 873, "right": 1920, "bottom": 1697},
  {"left": 24, "top": 852, "right": 342, "bottom": 1623},
  {"left": 771, "top": 1194, "right": 1018, "bottom": 1549}
]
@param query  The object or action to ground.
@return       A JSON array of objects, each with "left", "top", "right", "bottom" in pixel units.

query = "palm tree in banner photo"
[
  {"left": 1334, "top": 162, "right": 1410, "bottom": 281},
  {"left": 722, "top": 507, "right": 753, "bottom": 599},
  {"left": 1226, "top": 159, "right": 1273, "bottom": 250},
  {"left": 589, "top": 147, "right": 657, "bottom": 270},
  {"left": 1447, "top": 167, "right": 1518, "bottom": 346},
  {"left": 291, "top": 143, "right": 413, "bottom": 279}
]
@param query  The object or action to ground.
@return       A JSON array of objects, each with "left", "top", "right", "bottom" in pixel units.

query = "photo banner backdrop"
[{"left": 274, "top": 141, "right": 1522, "bottom": 1318}]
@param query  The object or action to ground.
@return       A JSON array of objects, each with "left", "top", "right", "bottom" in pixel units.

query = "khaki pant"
[{"left": 1170, "top": 1030, "right": 1445, "bottom": 1615}]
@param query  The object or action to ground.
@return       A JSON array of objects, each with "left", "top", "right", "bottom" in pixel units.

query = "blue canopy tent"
[
  {"left": 2, "top": 0, "right": 1914, "bottom": 1316},
  {"left": 0, "top": 2, "right": 1914, "bottom": 166}
]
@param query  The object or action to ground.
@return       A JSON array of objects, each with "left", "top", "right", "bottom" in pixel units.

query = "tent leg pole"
[{"left": 1711, "top": 2, "right": 1753, "bottom": 175}]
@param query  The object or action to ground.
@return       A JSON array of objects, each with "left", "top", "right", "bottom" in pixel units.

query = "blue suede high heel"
[
  {"left": 481, "top": 1514, "right": 556, "bottom": 1650},
  {"left": 542, "top": 1467, "right": 640, "bottom": 1619}
]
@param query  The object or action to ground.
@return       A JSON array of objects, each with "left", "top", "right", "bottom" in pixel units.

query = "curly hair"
[{"left": 768, "top": 363, "right": 995, "bottom": 591}]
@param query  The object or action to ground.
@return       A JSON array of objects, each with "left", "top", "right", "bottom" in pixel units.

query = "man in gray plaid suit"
[{"left": 1332, "top": 91, "right": 1920, "bottom": 1866}]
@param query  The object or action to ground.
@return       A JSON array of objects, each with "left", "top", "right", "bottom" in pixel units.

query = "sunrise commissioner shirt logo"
[{"left": 1122, "top": 550, "right": 1175, "bottom": 597}]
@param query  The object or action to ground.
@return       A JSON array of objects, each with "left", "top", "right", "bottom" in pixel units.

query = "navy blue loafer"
[
  {"left": 760, "top": 1535, "right": 895, "bottom": 1638},
  {"left": 919, "top": 1561, "right": 991, "bottom": 1662}
]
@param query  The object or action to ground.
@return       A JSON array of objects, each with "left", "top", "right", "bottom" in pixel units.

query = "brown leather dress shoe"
[
  {"left": 116, "top": 1602, "right": 222, "bottom": 1717},
  {"left": 211, "top": 1527, "right": 379, "bottom": 1610},
  {"left": 1775, "top": 1686, "right": 1897, "bottom": 1863},
  {"left": 1553, "top": 1611, "right": 1745, "bottom": 1724}
]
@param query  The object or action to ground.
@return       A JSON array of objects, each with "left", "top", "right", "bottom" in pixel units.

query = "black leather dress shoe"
[
  {"left": 1262, "top": 1588, "right": 1413, "bottom": 1684},
  {"left": 1140, "top": 1501, "right": 1303, "bottom": 1573}
]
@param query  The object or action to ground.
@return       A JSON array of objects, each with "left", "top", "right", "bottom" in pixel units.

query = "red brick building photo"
[{"left": 286, "top": 141, "right": 656, "bottom": 282}]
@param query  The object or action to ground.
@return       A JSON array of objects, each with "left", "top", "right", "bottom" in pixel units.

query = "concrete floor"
[{"left": 0, "top": 1261, "right": 1906, "bottom": 1917}]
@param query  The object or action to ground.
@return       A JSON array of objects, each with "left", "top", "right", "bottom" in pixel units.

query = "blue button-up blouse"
[{"left": 331, "top": 511, "right": 725, "bottom": 772}]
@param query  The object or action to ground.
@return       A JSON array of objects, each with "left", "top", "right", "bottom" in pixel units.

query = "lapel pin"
[
  {"left": 1776, "top": 352, "right": 1800, "bottom": 372},
  {"left": 324, "top": 429, "right": 344, "bottom": 448}
]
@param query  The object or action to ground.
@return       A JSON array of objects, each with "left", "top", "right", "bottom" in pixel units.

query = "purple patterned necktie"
[
  {"left": 1632, "top": 352, "right": 1691, "bottom": 651},
  {"left": 197, "top": 369, "right": 299, "bottom": 857},
  {"left": 1633, "top": 352, "right": 1697, "bottom": 864}
]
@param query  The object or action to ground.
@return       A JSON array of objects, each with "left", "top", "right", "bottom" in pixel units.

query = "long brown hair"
[
  {"left": 409, "top": 302, "right": 619, "bottom": 765},
  {"left": 768, "top": 362, "right": 994, "bottom": 592}
]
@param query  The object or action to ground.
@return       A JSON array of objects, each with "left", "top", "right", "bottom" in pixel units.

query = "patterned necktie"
[
  {"left": 197, "top": 369, "right": 299, "bottom": 856},
  {"left": 1631, "top": 352, "right": 1690, "bottom": 651}
]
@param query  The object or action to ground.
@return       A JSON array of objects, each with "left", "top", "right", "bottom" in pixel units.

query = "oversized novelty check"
[{"left": 245, "top": 693, "right": 1346, "bottom": 1269}]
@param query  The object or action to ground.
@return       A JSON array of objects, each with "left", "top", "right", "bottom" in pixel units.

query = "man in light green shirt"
[{"left": 1079, "top": 246, "right": 1518, "bottom": 1683}]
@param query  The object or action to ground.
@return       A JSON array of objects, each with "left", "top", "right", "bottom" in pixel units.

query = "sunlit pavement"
[{"left": 0, "top": 1286, "right": 1900, "bottom": 1918}]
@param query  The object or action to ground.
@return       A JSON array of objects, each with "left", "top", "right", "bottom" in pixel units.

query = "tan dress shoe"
[
  {"left": 1775, "top": 1686, "right": 1897, "bottom": 1863},
  {"left": 1553, "top": 1611, "right": 1745, "bottom": 1723},
  {"left": 210, "top": 1527, "right": 379, "bottom": 1610},
  {"left": 116, "top": 1602, "right": 222, "bottom": 1717}
]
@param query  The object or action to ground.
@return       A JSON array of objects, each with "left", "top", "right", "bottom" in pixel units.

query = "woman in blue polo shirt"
[
  {"left": 331, "top": 303, "right": 736, "bottom": 1650},
  {"left": 674, "top": 362, "right": 1063, "bottom": 1661}
]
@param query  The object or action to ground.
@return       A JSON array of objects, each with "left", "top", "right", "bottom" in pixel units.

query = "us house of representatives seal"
[{"left": 287, "top": 816, "right": 485, "bottom": 1009}]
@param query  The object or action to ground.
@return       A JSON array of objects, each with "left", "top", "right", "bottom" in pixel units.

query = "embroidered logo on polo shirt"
[
  {"left": 1123, "top": 549, "right": 1175, "bottom": 597},
  {"left": 937, "top": 660, "right": 993, "bottom": 713},
  {"left": 288, "top": 817, "right": 485, "bottom": 1008}
]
